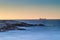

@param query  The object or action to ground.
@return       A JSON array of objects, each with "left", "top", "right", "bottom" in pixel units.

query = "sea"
[{"left": 0, "top": 19, "right": 60, "bottom": 40}]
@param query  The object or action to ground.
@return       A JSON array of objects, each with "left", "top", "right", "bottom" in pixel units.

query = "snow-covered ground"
[{"left": 0, "top": 26, "right": 60, "bottom": 40}]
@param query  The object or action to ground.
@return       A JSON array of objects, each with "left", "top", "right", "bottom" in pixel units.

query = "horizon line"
[{"left": 0, "top": 18, "right": 60, "bottom": 20}]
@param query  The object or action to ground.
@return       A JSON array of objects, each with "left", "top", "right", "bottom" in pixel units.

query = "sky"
[{"left": 0, "top": 0, "right": 60, "bottom": 19}]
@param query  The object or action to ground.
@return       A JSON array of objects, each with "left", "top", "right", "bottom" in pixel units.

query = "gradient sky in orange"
[{"left": 0, "top": 0, "right": 60, "bottom": 19}]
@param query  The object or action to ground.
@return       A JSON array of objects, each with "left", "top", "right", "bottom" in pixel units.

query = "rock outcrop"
[
  {"left": 0, "top": 20, "right": 45, "bottom": 32},
  {"left": 12, "top": 22, "right": 45, "bottom": 26}
]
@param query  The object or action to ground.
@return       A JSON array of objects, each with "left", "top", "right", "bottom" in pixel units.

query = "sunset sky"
[{"left": 0, "top": 0, "right": 60, "bottom": 19}]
